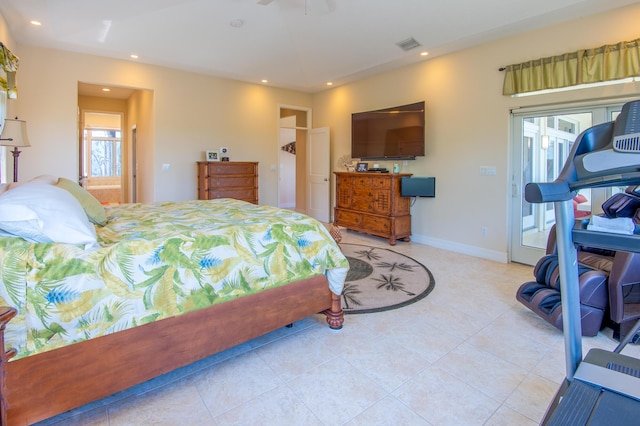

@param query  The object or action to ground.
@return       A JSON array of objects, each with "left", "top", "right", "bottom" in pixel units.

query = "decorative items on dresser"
[
  {"left": 197, "top": 161, "right": 258, "bottom": 204},
  {"left": 334, "top": 171, "right": 412, "bottom": 245}
]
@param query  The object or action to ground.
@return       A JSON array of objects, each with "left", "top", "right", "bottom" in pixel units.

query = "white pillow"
[
  {"left": 0, "top": 182, "right": 97, "bottom": 247},
  {"left": 29, "top": 174, "right": 59, "bottom": 185}
]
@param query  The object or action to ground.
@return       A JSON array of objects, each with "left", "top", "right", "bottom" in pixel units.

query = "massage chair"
[{"left": 516, "top": 224, "right": 640, "bottom": 337}]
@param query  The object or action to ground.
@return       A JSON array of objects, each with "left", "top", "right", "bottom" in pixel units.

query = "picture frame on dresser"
[
  {"left": 356, "top": 162, "right": 368, "bottom": 172},
  {"left": 206, "top": 150, "right": 219, "bottom": 161}
]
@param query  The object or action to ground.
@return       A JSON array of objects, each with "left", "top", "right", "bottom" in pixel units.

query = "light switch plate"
[{"left": 480, "top": 166, "right": 496, "bottom": 176}]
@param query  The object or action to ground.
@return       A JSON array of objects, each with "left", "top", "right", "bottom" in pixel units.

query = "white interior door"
[
  {"left": 278, "top": 124, "right": 296, "bottom": 209},
  {"left": 308, "top": 127, "right": 330, "bottom": 223}
]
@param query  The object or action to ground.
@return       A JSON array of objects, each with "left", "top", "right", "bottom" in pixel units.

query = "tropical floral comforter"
[{"left": 0, "top": 199, "right": 349, "bottom": 360}]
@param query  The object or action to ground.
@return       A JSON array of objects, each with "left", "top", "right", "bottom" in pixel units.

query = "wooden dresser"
[
  {"left": 334, "top": 172, "right": 412, "bottom": 245},
  {"left": 197, "top": 161, "right": 258, "bottom": 204}
]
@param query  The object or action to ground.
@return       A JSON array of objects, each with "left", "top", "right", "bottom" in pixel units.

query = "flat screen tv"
[
  {"left": 351, "top": 101, "right": 425, "bottom": 160},
  {"left": 401, "top": 177, "right": 435, "bottom": 197}
]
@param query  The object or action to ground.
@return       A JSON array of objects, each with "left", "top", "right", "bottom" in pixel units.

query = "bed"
[{"left": 0, "top": 177, "right": 349, "bottom": 425}]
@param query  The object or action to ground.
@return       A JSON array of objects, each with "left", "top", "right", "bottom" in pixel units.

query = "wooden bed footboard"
[{"left": 0, "top": 275, "right": 343, "bottom": 425}]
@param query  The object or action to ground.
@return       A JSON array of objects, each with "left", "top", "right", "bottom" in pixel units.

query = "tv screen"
[
  {"left": 351, "top": 101, "right": 425, "bottom": 160},
  {"left": 401, "top": 177, "right": 435, "bottom": 197}
]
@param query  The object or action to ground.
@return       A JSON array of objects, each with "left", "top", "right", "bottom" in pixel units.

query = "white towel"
[{"left": 587, "top": 215, "right": 636, "bottom": 235}]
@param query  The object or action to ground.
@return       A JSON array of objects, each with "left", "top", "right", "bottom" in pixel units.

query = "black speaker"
[{"left": 401, "top": 177, "right": 435, "bottom": 197}]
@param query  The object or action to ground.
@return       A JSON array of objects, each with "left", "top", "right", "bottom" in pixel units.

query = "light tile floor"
[{"left": 36, "top": 230, "right": 640, "bottom": 425}]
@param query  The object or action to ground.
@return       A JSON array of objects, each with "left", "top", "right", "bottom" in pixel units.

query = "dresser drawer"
[
  {"left": 335, "top": 209, "right": 362, "bottom": 227},
  {"left": 336, "top": 175, "right": 353, "bottom": 187},
  {"left": 362, "top": 215, "right": 391, "bottom": 233},
  {"left": 351, "top": 198, "right": 374, "bottom": 212},
  {"left": 372, "top": 176, "right": 391, "bottom": 189},
  {"left": 208, "top": 176, "right": 255, "bottom": 188},
  {"left": 352, "top": 186, "right": 374, "bottom": 198},
  {"left": 352, "top": 176, "right": 372, "bottom": 188},
  {"left": 207, "top": 188, "right": 256, "bottom": 201},
  {"left": 208, "top": 163, "right": 256, "bottom": 175}
]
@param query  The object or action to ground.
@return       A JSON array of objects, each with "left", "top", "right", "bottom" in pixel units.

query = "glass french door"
[{"left": 510, "top": 103, "right": 623, "bottom": 265}]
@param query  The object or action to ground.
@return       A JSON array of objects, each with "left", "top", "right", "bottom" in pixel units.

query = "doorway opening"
[
  {"left": 278, "top": 106, "right": 309, "bottom": 213},
  {"left": 81, "top": 111, "right": 123, "bottom": 204},
  {"left": 78, "top": 82, "right": 153, "bottom": 204}
]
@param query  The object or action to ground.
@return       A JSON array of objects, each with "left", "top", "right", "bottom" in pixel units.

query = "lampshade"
[{"left": 0, "top": 118, "right": 30, "bottom": 147}]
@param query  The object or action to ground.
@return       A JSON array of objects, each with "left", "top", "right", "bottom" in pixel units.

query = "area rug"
[{"left": 340, "top": 243, "right": 435, "bottom": 314}]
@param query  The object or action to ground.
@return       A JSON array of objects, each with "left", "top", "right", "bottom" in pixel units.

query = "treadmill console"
[{"left": 575, "top": 100, "right": 640, "bottom": 183}]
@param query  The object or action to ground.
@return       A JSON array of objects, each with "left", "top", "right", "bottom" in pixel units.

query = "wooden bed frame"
[{"left": 0, "top": 274, "right": 343, "bottom": 425}]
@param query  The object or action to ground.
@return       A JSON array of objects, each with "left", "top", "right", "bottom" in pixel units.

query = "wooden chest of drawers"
[
  {"left": 197, "top": 161, "right": 258, "bottom": 204},
  {"left": 334, "top": 172, "right": 411, "bottom": 245}
]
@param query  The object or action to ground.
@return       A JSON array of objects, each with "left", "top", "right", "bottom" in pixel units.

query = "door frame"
[
  {"left": 131, "top": 125, "right": 137, "bottom": 203},
  {"left": 509, "top": 99, "right": 627, "bottom": 265},
  {"left": 277, "top": 104, "right": 313, "bottom": 213},
  {"left": 78, "top": 109, "right": 125, "bottom": 203}
]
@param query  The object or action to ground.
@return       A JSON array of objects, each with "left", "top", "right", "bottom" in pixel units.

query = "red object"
[{"left": 573, "top": 194, "right": 590, "bottom": 218}]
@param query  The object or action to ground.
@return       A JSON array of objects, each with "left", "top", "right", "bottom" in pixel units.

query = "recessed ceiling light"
[
  {"left": 261, "top": 79, "right": 268, "bottom": 84},
  {"left": 130, "top": 54, "right": 139, "bottom": 59},
  {"left": 326, "top": 82, "right": 333, "bottom": 86},
  {"left": 102, "top": 88, "right": 111, "bottom": 92},
  {"left": 30, "top": 20, "right": 42, "bottom": 26},
  {"left": 230, "top": 19, "right": 244, "bottom": 28},
  {"left": 420, "top": 51, "right": 429, "bottom": 57}
]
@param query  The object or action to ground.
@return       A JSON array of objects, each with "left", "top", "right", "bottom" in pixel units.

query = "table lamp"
[{"left": 0, "top": 117, "right": 30, "bottom": 182}]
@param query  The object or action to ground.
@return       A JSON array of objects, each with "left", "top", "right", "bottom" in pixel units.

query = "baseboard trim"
[{"left": 410, "top": 233, "right": 508, "bottom": 263}]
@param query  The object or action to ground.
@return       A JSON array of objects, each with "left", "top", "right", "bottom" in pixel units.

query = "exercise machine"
[{"left": 525, "top": 99, "right": 640, "bottom": 425}]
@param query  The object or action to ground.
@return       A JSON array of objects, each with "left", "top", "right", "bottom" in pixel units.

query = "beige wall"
[
  {"left": 126, "top": 89, "right": 155, "bottom": 203},
  {"left": 1, "top": 4, "right": 639, "bottom": 261},
  {"left": 313, "top": 3, "right": 640, "bottom": 261},
  {"left": 6, "top": 42, "right": 312, "bottom": 205}
]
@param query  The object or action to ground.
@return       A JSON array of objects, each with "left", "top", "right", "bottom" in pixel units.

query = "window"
[{"left": 84, "top": 128, "right": 121, "bottom": 178}]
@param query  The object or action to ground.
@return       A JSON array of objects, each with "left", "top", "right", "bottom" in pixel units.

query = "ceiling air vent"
[{"left": 396, "top": 37, "right": 421, "bottom": 52}]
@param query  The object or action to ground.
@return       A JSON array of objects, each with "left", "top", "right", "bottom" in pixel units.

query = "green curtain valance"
[
  {"left": 502, "top": 38, "right": 640, "bottom": 96},
  {"left": 0, "top": 42, "right": 19, "bottom": 99}
]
